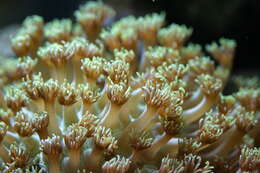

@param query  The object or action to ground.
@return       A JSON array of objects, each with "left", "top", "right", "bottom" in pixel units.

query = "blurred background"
[{"left": 0, "top": 0, "right": 259, "bottom": 74}]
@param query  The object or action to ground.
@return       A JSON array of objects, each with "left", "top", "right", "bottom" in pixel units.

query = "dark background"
[{"left": 0, "top": 0, "right": 259, "bottom": 74}]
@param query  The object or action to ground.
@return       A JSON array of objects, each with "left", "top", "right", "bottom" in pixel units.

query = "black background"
[{"left": 0, "top": 0, "right": 259, "bottom": 74}]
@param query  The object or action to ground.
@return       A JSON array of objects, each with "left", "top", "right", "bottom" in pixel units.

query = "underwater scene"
[{"left": 0, "top": 0, "right": 259, "bottom": 172}]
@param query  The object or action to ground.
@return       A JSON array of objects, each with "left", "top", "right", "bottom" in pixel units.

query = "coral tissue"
[{"left": 0, "top": 1, "right": 260, "bottom": 173}]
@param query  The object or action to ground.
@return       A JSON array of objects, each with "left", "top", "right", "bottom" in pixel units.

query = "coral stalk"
[
  {"left": 182, "top": 95, "right": 215, "bottom": 124},
  {"left": 100, "top": 102, "right": 121, "bottom": 128},
  {"left": 45, "top": 102, "right": 60, "bottom": 135}
]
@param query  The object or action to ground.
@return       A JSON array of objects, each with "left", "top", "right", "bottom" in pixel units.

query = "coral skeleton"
[{"left": 0, "top": 1, "right": 260, "bottom": 173}]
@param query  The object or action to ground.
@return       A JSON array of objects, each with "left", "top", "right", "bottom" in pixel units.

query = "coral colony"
[{"left": 0, "top": 1, "right": 260, "bottom": 173}]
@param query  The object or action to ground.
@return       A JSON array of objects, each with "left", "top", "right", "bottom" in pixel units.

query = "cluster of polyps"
[{"left": 0, "top": 1, "right": 260, "bottom": 173}]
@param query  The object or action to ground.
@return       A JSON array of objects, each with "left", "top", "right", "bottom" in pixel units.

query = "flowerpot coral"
[{"left": 0, "top": 1, "right": 260, "bottom": 173}]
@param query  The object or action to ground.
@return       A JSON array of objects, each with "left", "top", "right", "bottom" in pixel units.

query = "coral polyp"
[{"left": 0, "top": 1, "right": 260, "bottom": 173}]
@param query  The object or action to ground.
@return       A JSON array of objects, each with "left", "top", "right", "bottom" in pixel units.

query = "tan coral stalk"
[
  {"left": 41, "top": 135, "right": 62, "bottom": 173},
  {"left": 37, "top": 43, "right": 71, "bottom": 83},
  {"left": 64, "top": 124, "right": 87, "bottom": 171},
  {"left": 157, "top": 23, "right": 193, "bottom": 49},
  {"left": 44, "top": 19, "right": 72, "bottom": 43},
  {"left": 58, "top": 80, "right": 79, "bottom": 126},
  {"left": 66, "top": 38, "right": 103, "bottom": 84},
  {"left": 23, "top": 73, "right": 45, "bottom": 111},
  {"left": 180, "top": 43, "right": 203, "bottom": 63},
  {"left": 99, "top": 60, "right": 130, "bottom": 108},
  {"left": 206, "top": 38, "right": 236, "bottom": 69},
  {"left": 182, "top": 95, "right": 215, "bottom": 124},
  {"left": 183, "top": 74, "right": 222, "bottom": 124},
  {"left": 31, "top": 99, "right": 45, "bottom": 112},
  {"left": 128, "top": 129, "right": 153, "bottom": 164},
  {"left": 78, "top": 83, "right": 100, "bottom": 114},
  {"left": 32, "top": 111, "right": 49, "bottom": 139},
  {"left": 127, "top": 105, "right": 157, "bottom": 133},
  {"left": 11, "top": 15, "right": 43, "bottom": 56},
  {"left": 78, "top": 111, "right": 100, "bottom": 137},
  {"left": 119, "top": 88, "right": 144, "bottom": 125},
  {"left": 74, "top": 1, "right": 115, "bottom": 41},
  {"left": 64, "top": 37, "right": 88, "bottom": 83},
  {"left": 81, "top": 56, "right": 104, "bottom": 87},
  {"left": 38, "top": 79, "right": 61, "bottom": 135},
  {"left": 182, "top": 88, "right": 203, "bottom": 110},
  {"left": 0, "top": 142, "right": 8, "bottom": 162},
  {"left": 124, "top": 81, "right": 172, "bottom": 133},
  {"left": 100, "top": 81, "right": 131, "bottom": 128},
  {"left": 239, "top": 146, "right": 260, "bottom": 172},
  {"left": 144, "top": 116, "right": 183, "bottom": 160},
  {"left": 0, "top": 121, "right": 9, "bottom": 161},
  {"left": 8, "top": 143, "right": 30, "bottom": 169},
  {"left": 85, "top": 145, "right": 104, "bottom": 171},
  {"left": 84, "top": 126, "right": 118, "bottom": 172},
  {"left": 138, "top": 13, "right": 165, "bottom": 46},
  {"left": 13, "top": 111, "right": 39, "bottom": 153},
  {"left": 146, "top": 134, "right": 172, "bottom": 159},
  {"left": 4, "top": 85, "right": 28, "bottom": 113},
  {"left": 0, "top": 108, "right": 13, "bottom": 126},
  {"left": 114, "top": 48, "right": 136, "bottom": 75},
  {"left": 100, "top": 102, "right": 121, "bottom": 127},
  {"left": 44, "top": 101, "right": 60, "bottom": 135},
  {"left": 201, "top": 126, "right": 244, "bottom": 159},
  {"left": 201, "top": 111, "right": 257, "bottom": 159}
]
